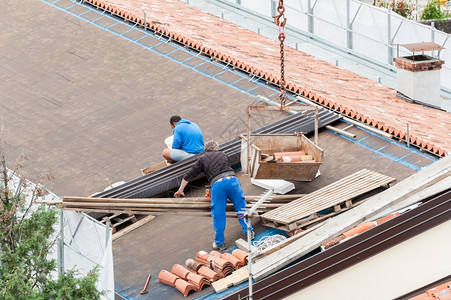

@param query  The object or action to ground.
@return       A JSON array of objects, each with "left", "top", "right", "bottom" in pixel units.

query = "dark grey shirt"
[{"left": 183, "top": 150, "right": 234, "bottom": 184}]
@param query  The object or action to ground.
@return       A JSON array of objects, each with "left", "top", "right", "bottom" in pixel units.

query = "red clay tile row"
[
  {"left": 158, "top": 248, "right": 250, "bottom": 296},
  {"left": 321, "top": 212, "right": 400, "bottom": 250},
  {"left": 409, "top": 281, "right": 451, "bottom": 300},
  {"left": 86, "top": 0, "right": 450, "bottom": 157}
]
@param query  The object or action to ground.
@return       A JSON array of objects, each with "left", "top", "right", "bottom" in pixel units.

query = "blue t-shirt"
[{"left": 172, "top": 119, "right": 204, "bottom": 154}]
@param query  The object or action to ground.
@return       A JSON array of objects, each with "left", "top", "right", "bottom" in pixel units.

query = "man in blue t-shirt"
[{"left": 162, "top": 115, "right": 204, "bottom": 163}]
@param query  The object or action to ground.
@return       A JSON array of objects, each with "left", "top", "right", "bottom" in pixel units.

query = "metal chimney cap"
[{"left": 396, "top": 42, "right": 445, "bottom": 52}]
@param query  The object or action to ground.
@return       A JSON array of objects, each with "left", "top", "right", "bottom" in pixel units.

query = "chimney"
[{"left": 393, "top": 42, "right": 445, "bottom": 108}]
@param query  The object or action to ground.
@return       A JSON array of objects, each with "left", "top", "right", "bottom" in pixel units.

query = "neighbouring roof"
[{"left": 83, "top": 0, "right": 451, "bottom": 157}]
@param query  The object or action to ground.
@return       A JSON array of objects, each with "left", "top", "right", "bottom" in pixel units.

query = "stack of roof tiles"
[
  {"left": 195, "top": 251, "right": 234, "bottom": 277},
  {"left": 158, "top": 249, "right": 249, "bottom": 297}
]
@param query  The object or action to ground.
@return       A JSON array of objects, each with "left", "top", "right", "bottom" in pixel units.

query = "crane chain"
[{"left": 274, "top": 0, "right": 287, "bottom": 107}]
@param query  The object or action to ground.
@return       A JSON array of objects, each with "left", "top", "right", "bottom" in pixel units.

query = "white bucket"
[{"left": 165, "top": 135, "right": 174, "bottom": 149}]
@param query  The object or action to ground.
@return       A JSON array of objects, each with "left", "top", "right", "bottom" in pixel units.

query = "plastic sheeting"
[
  {"left": 7, "top": 170, "right": 114, "bottom": 299},
  {"left": 62, "top": 210, "right": 115, "bottom": 300}
]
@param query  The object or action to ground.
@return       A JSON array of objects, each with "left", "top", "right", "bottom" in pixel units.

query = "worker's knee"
[{"left": 162, "top": 148, "right": 171, "bottom": 159}]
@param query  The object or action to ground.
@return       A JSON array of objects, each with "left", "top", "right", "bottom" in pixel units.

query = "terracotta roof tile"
[
  {"left": 185, "top": 258, "right": 204, "bottom": 272},
  {"left": 171, "top": 264, "right": 190, "bottom": 280},
  {"left": 174, "top": 278, "right": 198, "bottom": 297},
  {"left": 87, "top": 0, "right": 451, "bottom": 156},
  {"left": 409, "top": 281, "right": 451, "bottom": 300},
  {"left": 321, "top": 212, "right": 401, "bottom": 250},
  {"left": 158, "top": 269, "right": 180, "bottom": 287},
  {"left": 197, "top": 265, "right": 221, "bottom": 282},
  {"left": 186, "top": 270, "right": 210, "bottom": 291},
  {"left": 232, "top": 249, "right": 248, "bottom": 265},
  {"left": 221, "top": 252, "right": 244, "bottom": 270}
]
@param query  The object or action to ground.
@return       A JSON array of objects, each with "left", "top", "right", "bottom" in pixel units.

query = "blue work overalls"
[{"left": 210, "top": 176, "right": 253, "bottom": 245}]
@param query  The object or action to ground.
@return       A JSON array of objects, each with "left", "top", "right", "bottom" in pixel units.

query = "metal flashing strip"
[{"left": 224, "top": 189, "right": 451, "bottom": 300}]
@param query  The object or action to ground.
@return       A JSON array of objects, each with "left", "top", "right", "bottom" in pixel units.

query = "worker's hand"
[{"left": 174, "top": 190, "right": 185, "bottom": 198}]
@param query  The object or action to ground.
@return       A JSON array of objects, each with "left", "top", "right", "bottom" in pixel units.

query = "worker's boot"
[
  {"left": 212, "top": 242, "right": 227, "bottom": 251},
  {"left": 246, "top": 230, "right": 255, "bottom": 241}
]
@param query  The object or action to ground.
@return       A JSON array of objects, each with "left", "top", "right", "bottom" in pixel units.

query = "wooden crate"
[{"left": 240, "top": 134, "right": 323, "bottom": 181}]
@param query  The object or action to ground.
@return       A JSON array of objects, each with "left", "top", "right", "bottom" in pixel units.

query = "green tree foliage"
[
  {"left": 0, "top": 138, "right": 104, "bottom": 299},
  {"left": 420, "top": 0, "right": 451, "bottom": 20}
]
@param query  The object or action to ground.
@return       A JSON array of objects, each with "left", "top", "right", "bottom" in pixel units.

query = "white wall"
[{"left": 284, "top": 220, "right": 451, "bottom": 300}]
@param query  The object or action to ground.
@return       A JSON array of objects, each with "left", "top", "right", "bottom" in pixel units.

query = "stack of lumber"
[
  {"left": 261, "top": 169, "right": 397, "bottom": 231},
  {"left": 38, "top": 194, "right": 304, "bottom": 217}
]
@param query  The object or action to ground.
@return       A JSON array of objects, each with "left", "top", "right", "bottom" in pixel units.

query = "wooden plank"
[
  {"left": 112, "top": 215, "right": 156, "bottom": 241},
  {"left": 111, "top": 214, "right": 137, "bottom": 228},
  {"left": 262, "top": 169, "right": 372, "bottom": 221},
  {"left": 235, "top": 238, "right": 258, "bottom": 253},
  {"left": 252, "top": 155, "right": 451, "bottom": 281},
  {"left": 62, "top": 195, "right": 303, "bottom": 204},
  {"left": 370, "top": 175, "right": 451, "bottom": 221},
  {"left": 212, "top": 267, "right": 249, "bottom": 293},
  {"left": 141, "top": 161, "right": 167, "bottom": 175},
  {"left": 61, "top": 207, "right": 254, "bottom": 217}
]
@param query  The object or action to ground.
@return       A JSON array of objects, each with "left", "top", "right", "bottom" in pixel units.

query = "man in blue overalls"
[{"left": 174, "top": 140, "right": 254, "bottom": 250}]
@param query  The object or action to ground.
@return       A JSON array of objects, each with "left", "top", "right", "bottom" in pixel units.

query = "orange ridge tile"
[
  {"left": 232, "top": 249, "right": 248, "bottom": 265},
  {"left": 158, "top": 269, "right": 181, "bottom": 287},
  {"left": 195, "top": 250, "right": 212, "bottom": 265},
  {"left": 197, "top": 265, "right": 221, "bottom": 282},
  {"left": 174, "top": 278, "right": 198, "bottom": 297},
  {"left": 343, "top": 221, "right": 377, "bottom": 238},
  {"left": 185, "top": 258, "right": 204, "bottom": 272},
  {"left": 209, "top": 250, "right": 222, "bottom": 258},
  {"left": 221, "top": 252, "right": 244, "bottom": 269},
  {"left": 186, "top": 271, "right": 210, "bottom": 291},
  {"left": 211, "top": 256, "right": 234, "bottom": 270},
  {"left": 171, "top": 264, "right": 191, "bottom": 280}
]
